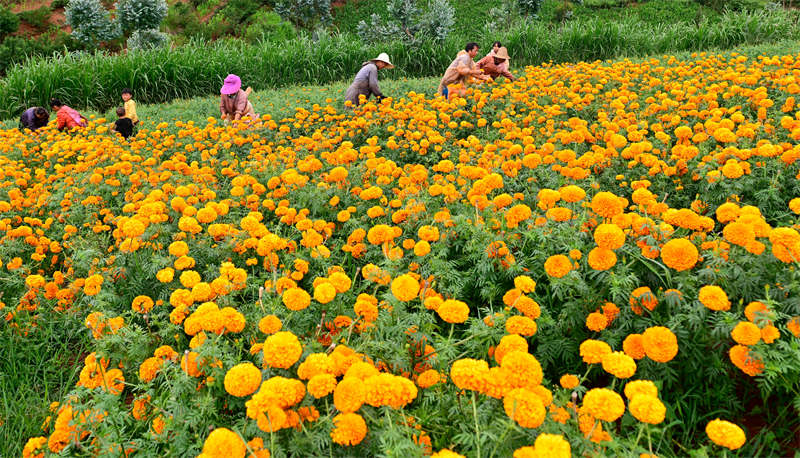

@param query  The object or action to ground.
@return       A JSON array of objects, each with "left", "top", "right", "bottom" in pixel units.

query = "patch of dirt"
[{"left": 10, "top": 1, "right": 70, "bottom": 38}]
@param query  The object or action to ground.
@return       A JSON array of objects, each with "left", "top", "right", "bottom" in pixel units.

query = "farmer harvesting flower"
[
  {"left": 219, "top": 74, "right": 257, "bottom": 123},
  {"left": 477, "top": 46, "right": 515, "bottom": 82},
  {"left": 485, "top": 41, "right": 510, "bottom": 73},
  {"left": 345, "top": 53, "right": 394, "bottom": 107},
  {"left": 50, "top": 98, "right": 87, "bottom": 131},
  {"left": 438, "top": 42, "right": 490, "bottom": 99},
  {"left": 18, "top": 107, "right": 49, "bottom": 132}
]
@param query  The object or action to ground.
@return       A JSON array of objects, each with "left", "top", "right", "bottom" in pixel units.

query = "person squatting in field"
[{"left": 438, "top": 42, "right": 490, "bottom": 99}]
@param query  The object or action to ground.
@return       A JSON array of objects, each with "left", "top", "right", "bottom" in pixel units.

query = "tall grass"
[{"left": 0, "top": 8, "right": 796, "bottom": 119}]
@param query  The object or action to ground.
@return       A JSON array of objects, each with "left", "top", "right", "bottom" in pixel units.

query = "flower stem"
[{"left": 472, "top": 391, "right": 482, "bottom": 458}]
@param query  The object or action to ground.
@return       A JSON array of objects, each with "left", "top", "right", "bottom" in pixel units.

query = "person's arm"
[
  {"left": 220, "top": 96, "right": 226, "bottom": 118},
  {"left": 127, "top": 100, "right": 139, "bottom": 123},
  {"left": 501, "top": 69, "right": 515, "bottom": 82},
  {"left": 367, "top": 65, "right": 383, "bottom": 99},
  {"left": 56, "top": 111, "right": 66, "bottom": 130},
  {"left": 234, "top": 93, "right": 248, "bottom": 120}
]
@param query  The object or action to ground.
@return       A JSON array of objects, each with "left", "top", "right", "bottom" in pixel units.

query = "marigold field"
[{"left": 6, "top": 50, "right": 800, "bottom": 457}]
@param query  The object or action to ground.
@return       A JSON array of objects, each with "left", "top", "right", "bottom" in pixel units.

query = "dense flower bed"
[{"left": 9, "top": 50, "right": 800, "bottom": 457}]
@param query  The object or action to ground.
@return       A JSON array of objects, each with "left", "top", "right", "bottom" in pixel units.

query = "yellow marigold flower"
[
  {"left": 660, "top": 238, "right": 699, "bottom": 271},
  {"left": 729, "top": 344, "right": 764, "bottom": 376},
  {"left": 258, "top": 315, "right": 282, "bottom": 334},
  {"left": 414, "top": 240, "right": 431, "bottom": 256},
  {"left": 436, "top": 299, "right": 469, "bottom": 323},
  {"left": 313, "top": 282, "right": 336, "bottom": 304},
  {"left": 559, "top": 185, "right": 586, "bottom": 202},
  {"left": 559, "top": 374, "right": 579, "bottom": 389},
  {"left": 450, "top": 358, "right": 489, "bottom": 392},
  {"left": 391, "top": 274, "right": 420, "bottom": 301},
  {"left": 530, "top": 433, "right": 571, "bottom": 458},
  {"left": 586, "top": 312, "right": 608, "bottom": 332},
  {"left": 224, "top": 363, "right": 262, "bottom": 397},
  {"left": 262, "top": 332, "right": 302, "bottom": 369},
  {"left": 579, "top": 339, "right": 612, "bottom": 364},
  {"left": 333, "top": 377, "right": 365, "bottom": 413},
  {"left": 431, "top": 450, "right": 465, "bottom": 458},
  {"left": 307, "top": 373, "right": 338, "bottom": 398},
  {"left": 201, "top": 428, "right": 246, "bottom": 458},
  {"left": 582, "top": 387, "right": 625, "bottom": 422},
  {"left": 156, "top": 267, "right": 174, "bottom": 283},
  {"left": 706, "top": 419, "right": 746, "bottom": 450},
  {"left": 503, "top": 388, "right": 546, "bottom": 428},
  {"left": 642, "top": 326, "right": 678, "bottom": 363},
  {"left": 505, "top": 316, "right": 537, "bottom": 336},
  {"left": 731, "top": 321, "right": 761, "bottom": 346},
  {"left": 624, "top": 379, "right": 658, "bottom": 400},
  {"left": 699, "top": 285, "right": 730, "bottom": 311},
  {"left": 629, "top": 394, "right": 666, "bottom": 424},
  {"left": 601, "top": 351, "right": 637, "bottom": 379},
  {"left": 328, "top": 271, "right": 352, "bottom": 293},
  {"left": 513, "top": 275, "right": 536, "bottom": 293},
  {"left": 344, "top": 361, "right": 379, "bottom": 380},
  {"left": 744, "top": 301, "right": 769, "bottom": 322},
  {"left": 168, "top": 240, "right": 189, "bottom": 257},
  {"left": 544, "top": 254, "right": 572, "bottom": 278},
  {"left": 22, "top": 436, "right": 47, "bottom": 458},
  {"left": 330, "top": 413, "right": 367, "bottom": 446},
  {"left": 594, "top": 223, "right": 625, "bottom": 250}
]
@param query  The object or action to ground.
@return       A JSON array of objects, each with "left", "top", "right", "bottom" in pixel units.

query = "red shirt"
[
  {"left": 56, "top": 106, "right": 86, "bottom": 130},
  {"left": 477, "top": 56, "right": 515, "bottom": 81}
]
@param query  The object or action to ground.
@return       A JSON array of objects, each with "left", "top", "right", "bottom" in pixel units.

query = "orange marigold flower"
[
  {"left": 313, "top": 282, "right": 336, "bottom": 304},
  {"left": 744, "top": 301, "right": 769, "bottom": 323},
  {"left": 258, "top": 315, "right": 282, "bottom": 334},
  {"left": 559, "top": 374, "right": 579, "bottom": 389},
  {"left": 624, "top": 380, "right": 658, "bottom": 400},
  {"left": 586, "top": 312, "right": 608, "bottom": 332},
  {"left": 333, "top": 377, "right": 365, "bottom": 413},
  {"left": 706, "top": 419, "right": 746, "bottom": 450},
  {"left": 503, "top": 388, "right": 546, "bottom": 428},
  {"left": 505, "top": 316, "right": 537, "bottom": 336},
  {"left": 642, "top": 326, "right": 678, "bottom": 363},
  {"left": 513, "top": 275, "right": 536, "bottom": 293},
  {"left": 307, "top": 373, "right": 338, "bottom": 398},
  {"left": 629, "top": 394, "right": 666, "bottom": 424},
  {"left": 417, "top": 369, "right": 444, "bottom": 388},
  {"left": 729, "top": 345, "right": 764, "bottom": 376},
  {"left": 660, "top": 238, "right": 699, "bottom": 271},
  {"left": 544, "top": 254, "right": 572, "bottom": 278},
  {"left": 601, "top": 351, "right": 637, "bottom": 379},
  {"left": 391, "top": 274, "right": 421, "bottom": 302},
  {"left": 731, "top": 321, "right": 761, "bottom": 346},
  {"left": 629, "top": 286, "right": 657, "bottom": 314},
  {"left": 224, "top": 363, "right": 262, "bottom": 397},
  {"left": 588, "top": 247, "right": 617, "bottom": 271},
  {"left": 580, "top": 339, "right": 612, "bottom": 364},
  {"left": 594, "top": 223, "right": 625, "bottom": 250},
  {"left": 495, "top": 334, "right": 528, "bottom": 364},
  {"left": 437, "top": 299, "right": 469, "bottom": 323},
  {"left": 330, "top": 413, "right": 367, "bottom": 446},
  {"left": 450, "top": 358, "right": 489, "bottom": 392},
  {"left": 582, "top": 388, "right": 625, "bottom": 422},
  {"left": 131, "top": 295, "right": 154, "bottom": 313},
  {"left": 623, "top": 334, "right": 646, "bottom": 360},
  {"left": 262, "top": 332, "right": 303, "bottom": 369},
  {"left": 201, "top": 428, "right": 246, "bottom": 458},
  {"left": 761, "top": 325, "right": 780, "bottom": 344},
  {"left": 591, "top": 192, "right": 625, "bottom": 219},
  {"left": 698, "top": 285, "right": 730, "bottom": 311}
]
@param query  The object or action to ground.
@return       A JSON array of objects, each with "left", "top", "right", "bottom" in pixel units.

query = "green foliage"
[
  {"left": 244, "top": 11, "right": 296, "bottom": 44},
  {"left": 17, "top": 7, "right": 51, "bottom": 32},
  {"left": 127, "top": 28, "right": 170, "bottom": 50},
  {"left": 517, "top": 0, "right": 544, "bottom": 16},
  {"left": 275, "top": 0, "right": 332, "bottom": 30},
  {"left": 0, "top": 6, "right": 19, "bottom": 41},
  {"left": 0, "top": 32, "right": 75, "bottom": 76},
  {"left": 356, "top": 0, "right": 455, "bottom": 44},
  {"left": 116, "top": 0, "right": 168, "bottom": 34},
  {"left": 52, "top": 0, "right": 71, "bottom": 9},
  {"left": 65, "top": 0, "right": 120, "bottom": 47},
  {"left": 164, "top": 1, "right": 205, "bottom": 37}
]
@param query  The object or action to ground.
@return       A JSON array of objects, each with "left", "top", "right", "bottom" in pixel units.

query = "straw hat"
[
  {"left": 492, "top": 47, "right": 511, "bottom": 61},
  {"left": 220, "top": 74, "right": 242, "bottom": 95},
  {"left": 370, "top": 53, "right": 394, "bottom": 69}
]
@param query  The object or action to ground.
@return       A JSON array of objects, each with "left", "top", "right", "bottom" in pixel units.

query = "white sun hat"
[{"left": 371, "top": 53, "right": 394, "bottom": 69}]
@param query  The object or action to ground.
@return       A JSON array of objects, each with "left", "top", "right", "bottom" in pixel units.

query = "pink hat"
[{"left": 220, "top": 74, "right": 241, "bottom": 95}]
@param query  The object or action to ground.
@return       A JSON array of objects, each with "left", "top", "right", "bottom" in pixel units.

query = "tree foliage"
[
  {"left": 65, "top": 0, "right": 120, "bottom": 47},
  {"left": 274, "top": 0, "right": 332, "bottom": 30},
  {"left": 116, "top": 0, "right": 168, "bottom": 34},
  {"left": 356, "top": 0, "right": 455, "bottom": 44}
]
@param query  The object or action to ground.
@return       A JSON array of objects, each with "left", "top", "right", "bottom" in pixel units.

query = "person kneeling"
[{"left": 112, "top": 107, "right": 134, "bottom": 140}]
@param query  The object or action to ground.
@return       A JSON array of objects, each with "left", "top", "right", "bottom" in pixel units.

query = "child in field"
[
  {"left": 112, "top": 107, "right": 134, "bottom": 139},
  {"left": 121, "top": 88, "right": 139, "bottom": 125}
]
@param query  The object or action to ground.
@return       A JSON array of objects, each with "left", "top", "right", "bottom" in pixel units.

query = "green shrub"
[
  {"left": 164, "top": 1, "right": 205, "bottom": 38},
  {"left": 244, "top": 10, "right": 296, "bottom": 43},
  {"left": 65, "top": 0, "right": 120, "bottom": 47},
  {"left": 127, "top": 28, "right": 170, "bottom": 50},
  {"left": 18, "top": 7, "right": 52, "bottom": 32},
  {"left": 275, "top": 0, "right": 331, "bottom": 30},
  {"left": 356, "top": 0, "right": 455, "bottom": 44},
  {"left": 221, "top": 0, "right": 262, "bottom": 24},
  {"left": 116, "top": 0, "right": 168, "bottom": 34},
  {"left": 0, "top": 6, "right": 19, "bottom": 41}
]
